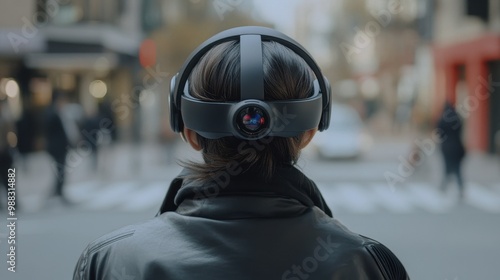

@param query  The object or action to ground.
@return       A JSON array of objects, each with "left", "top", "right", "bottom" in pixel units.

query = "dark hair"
[{"left": 183, "top": 41, "right": 315, "bottom": 181}]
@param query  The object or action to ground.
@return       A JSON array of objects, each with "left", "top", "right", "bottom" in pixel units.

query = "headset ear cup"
[
  {"left": 169, "top": 74, "right": 182, "bottom": 133},
  {"left": 170, "top": 103, "right": 182, "bottom": 133},
  {"left": 319, "top": 76, "right": 332, "bottom": 131},
  {"left": 319, "top": 108, "right": 330, "bottom": 131}
]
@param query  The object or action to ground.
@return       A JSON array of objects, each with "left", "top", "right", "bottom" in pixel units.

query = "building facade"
[
  {"left": 432, "top": 0, "right": 500, "bottom": 153},
  {"left": 0, "top": 0, "right": 163, "bottom": 149}
]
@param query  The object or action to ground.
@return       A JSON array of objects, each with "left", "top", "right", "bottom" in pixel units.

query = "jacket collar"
[{"left": 156, "top": 165, "right": 332, "bottom": 218}]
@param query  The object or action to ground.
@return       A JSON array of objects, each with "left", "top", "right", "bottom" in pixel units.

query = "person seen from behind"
[
  {"left": 437, "top": 101, "right": 466, "bottom": 200},
  {"left": 0, "top": 100, "right": 15, "bottom": 210},
  {"left": 73, "top": 27, "right": 409, "bottom": 280},
  {"left": 45, "top": 90, "right": 76, "bottom": 204}
]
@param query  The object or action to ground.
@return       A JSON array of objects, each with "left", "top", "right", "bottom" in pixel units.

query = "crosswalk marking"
[
  {"left": 466, "top": 183, "right": 500, "bottom": 212},
  {"left": 405, "top": 183, "right": 453, "bottom": 213},
  {"left": 319, "top": 183, "right": 378, "bottom": 213},
  {"left": 121, "top": 183, "right": 167, "bottom": 212},
  {"left": 65, "top": 180, "right": 101, "bottom": 203},
  {"left": 65, "top": 181, "right": 500, "bottom": 214},
  {"left": 84, "top": 182, "right": 138, "bottom": 210},
  {"left": 373, "top": 184, "right": 415, "bottom": 212}
]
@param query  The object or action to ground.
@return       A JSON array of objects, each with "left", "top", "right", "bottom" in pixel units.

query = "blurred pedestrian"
[
  {"left": 74, "top": 27, "right": 409, "bottom": 280},
  {"left": 98, "top": 101, "right": 117, "bottom": 143},
  {"left": 437, "top": 102, "right": 466, "bottom": 199},
  {"left": 45, "top": 90, "right": 75, "bottom": 203},
  {"left": 0, "top": 101, "right": 15, "bottom": 209},
  {"left": 81, "top": 109, "right": 101, "bottom": 172},
  {"left": 15, "top": 101, "right": 36, "bottom": 171}
]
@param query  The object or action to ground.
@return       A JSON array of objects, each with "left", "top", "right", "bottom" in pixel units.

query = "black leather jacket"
[{"left": 73, "top": 166, "right": 409, "bottom": 279}]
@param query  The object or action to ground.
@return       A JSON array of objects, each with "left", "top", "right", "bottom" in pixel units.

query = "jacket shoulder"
[
  {"left": 360, "top": 236, "right": 410, "bottom": 280},
  {"left": 82, "top": 223, "right": 140, "bottom": 258},
  {"left": 73, "top": 219, "right": 162, "bottom": 280},
  {"left": 313, "top": 211, "right": 409, "bottom": 279}
]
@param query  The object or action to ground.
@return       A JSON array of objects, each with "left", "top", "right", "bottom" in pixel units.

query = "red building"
[{"left": 432, "top": 0, "right": 500, "bottom": 154}]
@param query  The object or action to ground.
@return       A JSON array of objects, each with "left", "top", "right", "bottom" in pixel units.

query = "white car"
[{"left": 311, "top": 104, "right": 372, "bottom": 159}]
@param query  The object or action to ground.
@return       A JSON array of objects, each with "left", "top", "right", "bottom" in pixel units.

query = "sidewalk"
[{"left": 463, "top": 152, "right": 500, "bottom": 186}]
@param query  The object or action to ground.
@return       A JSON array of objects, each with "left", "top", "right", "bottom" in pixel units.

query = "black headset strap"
[
  {"left": 240, "top": 35, "right": 264, "bottom": 100},
  {"left": 173, "top": 26, "right": 328, "bottom": 110}
]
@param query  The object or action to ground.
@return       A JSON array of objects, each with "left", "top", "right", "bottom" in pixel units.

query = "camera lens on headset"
[
  {"left": 242, "top": 110, "right": 264, "bottom": 131},
  {"left": 235, "top": 105, "right": 270, "bottom": 138}
]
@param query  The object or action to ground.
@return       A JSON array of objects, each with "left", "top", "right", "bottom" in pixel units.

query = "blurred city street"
[
  {"left": 1, "top": 0, "right": 500, "bottom": 279},
  {"left": 1, "top": 132, "right": 499, "bottom": 279},
  {"left": 9, "top": 132, "right": 500, "bottom": 214}
]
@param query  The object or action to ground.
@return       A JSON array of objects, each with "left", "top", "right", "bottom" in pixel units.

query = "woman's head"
[{"left": 182, "top": 40, "right": 317, "bottom": 181}]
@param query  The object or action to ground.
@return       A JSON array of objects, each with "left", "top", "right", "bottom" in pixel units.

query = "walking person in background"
[
  {"left": 81, "top": 109, "right": 101, "bottom": 172},
  {"left": 15, "top": 98, "right": 36, "bottom": 171},
  {"left": 0, "top": 100, "right": 15, "bottom": 210},
  {"left": 45, "top": 90, "right": 75, "bottom": 204},
  {"left": 437, "top": 102, "right": 466, "bottom": 200}
]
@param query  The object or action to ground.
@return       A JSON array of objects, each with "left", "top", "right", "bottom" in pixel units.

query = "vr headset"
[{"left": 169, "top": 26, "right": 331, "bottom": 140}]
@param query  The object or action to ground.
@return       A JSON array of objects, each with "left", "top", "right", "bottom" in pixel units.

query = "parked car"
[{"left": 310, "top": 103, "right": 372, "bottom": 159}]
